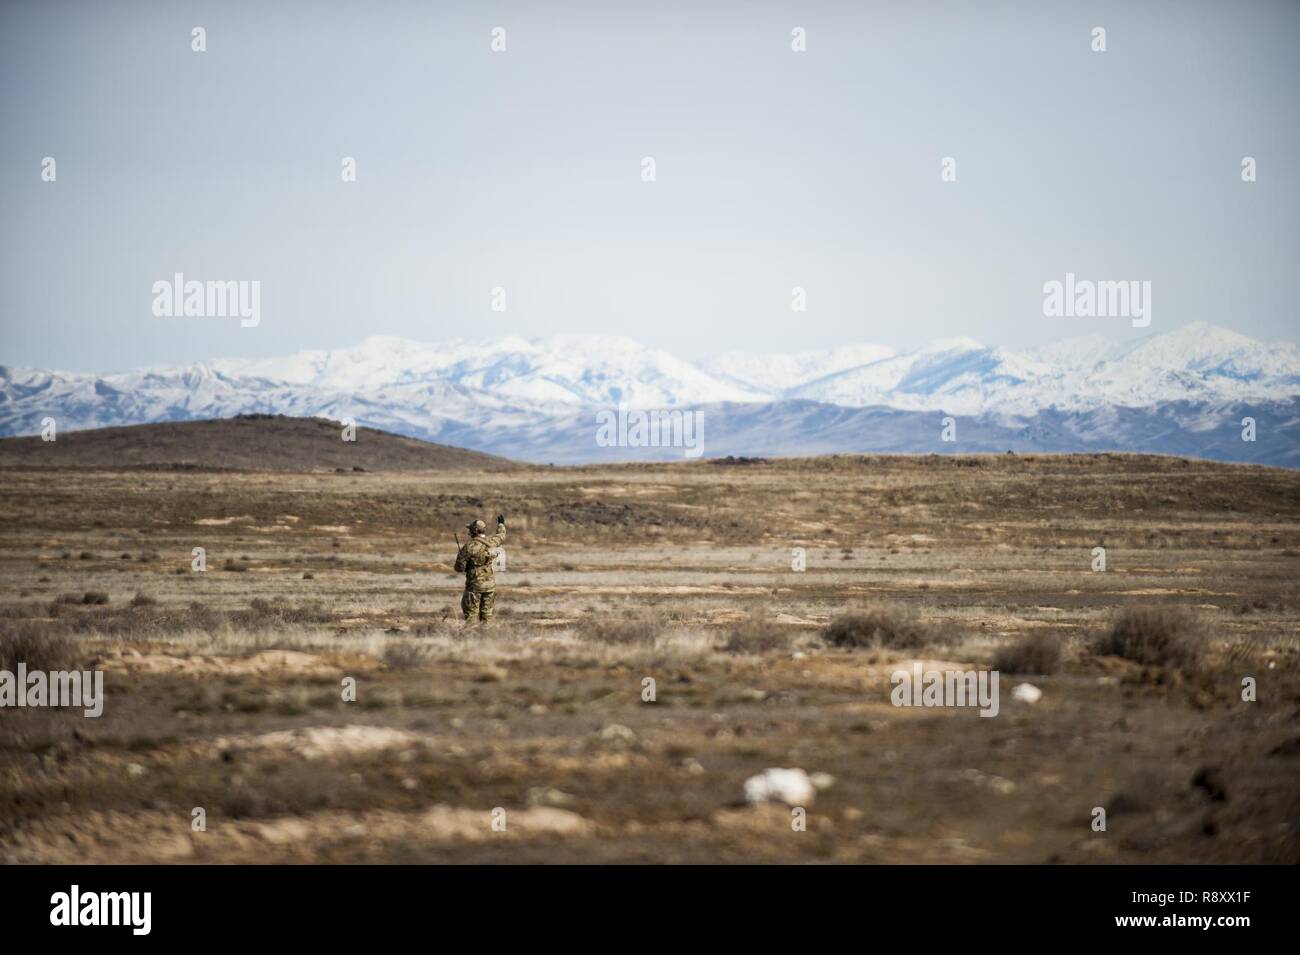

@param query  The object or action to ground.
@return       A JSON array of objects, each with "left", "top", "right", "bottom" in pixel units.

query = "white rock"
[
  {"left": 1011, "top": 683, "right": 1042, "bottom": 704},
  {"left": 527, "top": 786, "right": 575, "bottom": 807},
  {"left": 743, "top": 768, "right": 816, "bottom": 806},
  {"left": 599, "top": 723, "right": 637, "bottom": 745}
]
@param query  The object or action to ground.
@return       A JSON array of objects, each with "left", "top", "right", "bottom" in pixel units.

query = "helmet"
[{"left": 467, "top": 519, "right": 487, "bottom": 535}]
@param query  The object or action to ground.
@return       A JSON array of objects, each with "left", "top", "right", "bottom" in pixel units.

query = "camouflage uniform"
[{"left": 454, "top": 518, "right": 506, "bottom": 622}]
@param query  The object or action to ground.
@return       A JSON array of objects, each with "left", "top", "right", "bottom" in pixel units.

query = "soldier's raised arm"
[{"left": 485, "top": 514, "right": 507, "bottom": 546}]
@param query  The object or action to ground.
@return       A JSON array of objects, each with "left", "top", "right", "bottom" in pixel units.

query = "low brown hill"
[{"left": 0, "top": 414, "right": 519, "bottom": 472}]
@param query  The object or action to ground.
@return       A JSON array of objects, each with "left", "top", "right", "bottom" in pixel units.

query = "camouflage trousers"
[{"left": 461, "top": 589, "right": 496, "bottom": 623}]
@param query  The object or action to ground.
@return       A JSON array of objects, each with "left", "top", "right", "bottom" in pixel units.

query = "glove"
[{"left": 497, "top": 514, "right": 506, "bottom": 526}]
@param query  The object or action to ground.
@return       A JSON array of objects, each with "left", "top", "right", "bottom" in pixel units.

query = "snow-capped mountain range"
[{"left": 3, "top": 321, "right": 1299, "bottom": 465}]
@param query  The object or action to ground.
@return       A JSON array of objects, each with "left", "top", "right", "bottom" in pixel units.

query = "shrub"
[
  {"left": 825, "top": 605, "right": 944, "bottom": 650},
  {"left": 579, "top": 615, "right": 660, "bottom": 645},
  {"left": 25, "top": 599, "right": 330, "bottom": 639},
  {"left": 382, "top": 642, "right": 430, "bottom": 670},
  {"left": 1094, "top": 606, "right": 1204, "bottom": 670},
  {"left": 1221, "top": 637, "right": 1260, "bottom": 670},
  {"left": 221, "top": 785, "right": 264, "bottom": 820},
  {"left": 46, "top": 594, "right": 81, "bottom": 617},
  {"left": 722, "top": 612, "right": 791, "bottom": 654},
  {"left": 0, "top": 621, "right": 78, "bottom": 671},
  {"left": 993, "top": 633, "right": 1062, "bottom": 674},
  {"left": 233, "top": 599, "right": 333, "bottom": 627},
  {"left": 81, "top": 591, "right": 110, "bottom": 605}
]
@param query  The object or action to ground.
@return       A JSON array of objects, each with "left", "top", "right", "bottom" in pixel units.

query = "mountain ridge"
[
  {"left": 3, "top": 321, "right": 1298, "bottom": 466},
  {"left": 0, "top": 414, "right": 519, "bottom": 471}
]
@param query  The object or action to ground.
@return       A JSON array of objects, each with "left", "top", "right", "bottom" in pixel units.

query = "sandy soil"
[{"left": 1, "top": 453, "right": 1298, "bottom": 862}]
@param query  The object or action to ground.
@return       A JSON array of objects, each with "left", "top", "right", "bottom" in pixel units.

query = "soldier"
[{"left": 454, "top": 514, "right": 506, "bottom": 623}]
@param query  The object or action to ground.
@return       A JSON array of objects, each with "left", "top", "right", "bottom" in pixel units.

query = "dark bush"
[
  {"left": 993, "top": 633, "right": 1062, "bottom": 674},
  {"left": 825, "top": 605, "right": 945, "bottom": 650},
  {"left": 0, "top": 621, "right": 78, "bottom": 671},
  {"left": 722, "top": 612, "right": 791, "bottom": 654},
  {"left": 382, "top": 642, "right": 430, "bottom": 670},
  {"left": 1094, "top": 606, "right": 1205, "bottom": 670},
  {"left": 579, "top": 616, "right": 660, "bottom": 645}
]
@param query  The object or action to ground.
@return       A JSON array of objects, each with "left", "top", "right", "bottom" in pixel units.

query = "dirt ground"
[{"left": 1, "top": 453, "right": 1298, "bottom": 863}]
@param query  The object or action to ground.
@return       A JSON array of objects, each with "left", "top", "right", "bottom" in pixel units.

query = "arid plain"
[{"left": 2, "top": 419, "right": 1298, "bottom": 863}]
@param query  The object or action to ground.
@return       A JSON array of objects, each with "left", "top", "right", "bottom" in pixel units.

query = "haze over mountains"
[{"left": 2, "top": 322, "right": 1298, "bottom": 466}]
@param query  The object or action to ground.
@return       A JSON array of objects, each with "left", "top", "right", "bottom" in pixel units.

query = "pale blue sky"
[{"left": 2, "top": 0, "right": 1297, "bottom": 372}]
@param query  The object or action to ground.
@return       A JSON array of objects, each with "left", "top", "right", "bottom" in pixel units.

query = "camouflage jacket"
[{"left": 454, "top": 522, "right": 506, "bottom": 592}]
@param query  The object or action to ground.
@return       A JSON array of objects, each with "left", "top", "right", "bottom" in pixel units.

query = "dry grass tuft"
[
  {"left": 993, "top": 633, "right": 1063, "bottom": 674},
  {"left": 0, "top": 621, "right": 80, "bottom": 671},
  {"left": 1093, "top": 606, "right": 1205, "bottom": 671},
  {"left": 17, "top": 599, "right": 336, "bottom": 640},
  {"left": 1220, "top": 636, "right": 1261, "bottom": 671},
  {"left": 236, "top": 599, "right": 334, "bottom": 627},
  {"left": 722, "top": 611, "right": 791, "bottom": 654},
  {"left": 824, "top": 605, "right": 946, "bottom": 650},
  {"left": 578, "top": 615, "right": 661, "bottom": 645},
  {"left": 382, "top": 641, "right": 432, "bottom": 669}
]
